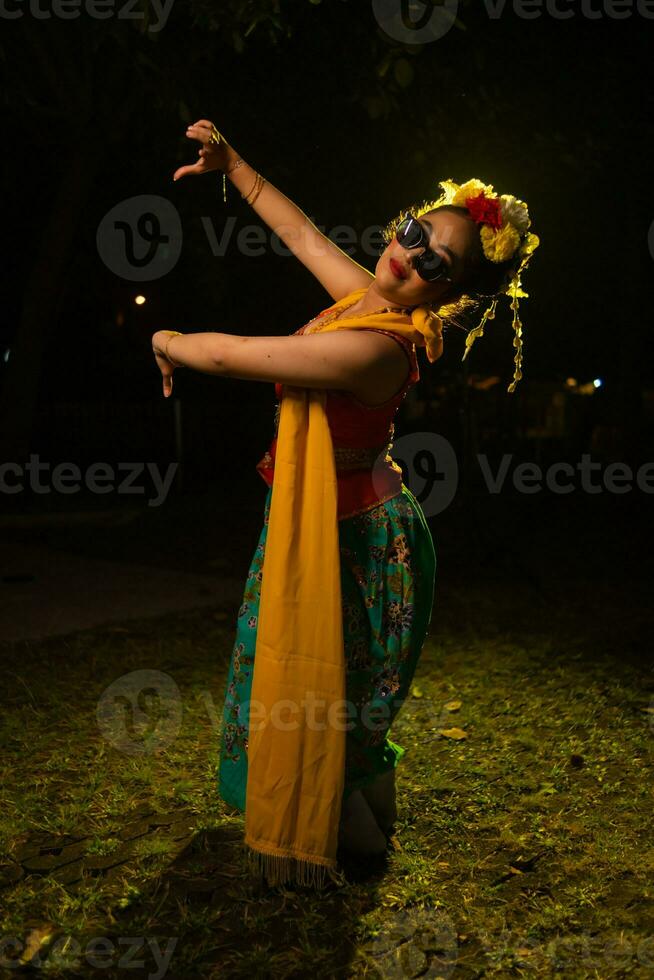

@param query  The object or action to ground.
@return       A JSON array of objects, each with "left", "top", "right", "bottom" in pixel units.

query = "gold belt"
[
  {"left": 332, "top": 443, "right": 393, "bottom": 470},
  {"left": 259, "top": 443, "right": 393, "bottom": 473}
]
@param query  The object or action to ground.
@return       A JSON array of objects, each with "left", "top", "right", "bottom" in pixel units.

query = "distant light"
[
  {"left": 3, "top": 348, "right": 9, "bottom": 363},
  {"left": 593, "top": 378, "right": 602, "bottom": 388},
  {"left": 565, "top": 377, "right": 577, "bottom": 387},
  {"left": 134, "top": 295, "right": 146, "bottom": 306}
]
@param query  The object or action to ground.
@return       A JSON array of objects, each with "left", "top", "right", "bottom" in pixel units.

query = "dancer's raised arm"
[{"left": 174, "top": 119, "right": 374, "bottom": 302}]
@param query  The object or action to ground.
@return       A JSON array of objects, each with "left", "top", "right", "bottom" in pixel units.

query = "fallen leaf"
[
  {"left": 411, "top": 685, "right": 424, "bottom": 699},
  {"left": 444, "top": 699, "right": 462, "bottom": 711},
  {"left": 438, "top": 727, "right": 468, "bottom": 740},
  {"left": 19, "top": 925, "right": 58, "bottom": 965}
]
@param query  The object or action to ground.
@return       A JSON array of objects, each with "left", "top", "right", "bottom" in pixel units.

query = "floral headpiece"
[{"left": 421, "top": 178, "right": 540, "bottom": 393}]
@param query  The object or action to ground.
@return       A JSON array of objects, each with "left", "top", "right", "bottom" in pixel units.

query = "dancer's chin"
[{"left": 380, "top": 275, "right": 409, "bottom": 303}]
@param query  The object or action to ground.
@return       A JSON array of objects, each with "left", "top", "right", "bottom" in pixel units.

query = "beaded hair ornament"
[{"left": 385, "top": 178, "right": 540, "bottom": 393}]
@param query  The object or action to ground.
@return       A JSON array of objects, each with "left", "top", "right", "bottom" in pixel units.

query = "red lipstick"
[{"left": 389, "top": 257, "right": 407, "bottom": 280}]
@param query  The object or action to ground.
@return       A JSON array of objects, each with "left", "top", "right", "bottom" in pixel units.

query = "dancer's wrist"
[
  {"left": 226, "top": 160, "right": 252, "bottom": 184},
  {"left": 223, "top": 146, "right": 245, "bottom": 177},
  {"left": 225, "top": 155, "right": 261, "bottom": 200}
]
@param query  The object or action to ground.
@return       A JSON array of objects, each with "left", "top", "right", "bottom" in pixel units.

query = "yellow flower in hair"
[
  {"left": 451, "top": 178, "right": 493, "bottom": 208},
  {"left": 480, "top": 223, "right": 521, "bottom": 263},
  {"left": 499, "top": 194, "right": 530, "bottom": 234},
  {"left": 411, "top": 176, "right": 539, "bottom": 393},
  {"left": 435, "top": 178, "right": 460, "bottom": 205}
]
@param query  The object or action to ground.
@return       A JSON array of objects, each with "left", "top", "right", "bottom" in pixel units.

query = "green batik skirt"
[{"left": 217, "top": 483, "right": 437, "bottom": 812}]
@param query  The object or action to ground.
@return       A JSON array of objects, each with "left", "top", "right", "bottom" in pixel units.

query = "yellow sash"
[{"left": 244, "top": 288, "right": 443, "bottom": 887}]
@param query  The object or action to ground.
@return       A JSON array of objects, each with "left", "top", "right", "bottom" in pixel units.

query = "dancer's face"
[{"left": 375, "top": 207, "right": 477, "bottom": 309}]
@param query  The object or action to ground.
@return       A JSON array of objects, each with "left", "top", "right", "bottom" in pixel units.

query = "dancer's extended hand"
[
  {"left": 173, "top": 119, "right": 234, "bottom": 181},
  {"left": 152, "top": 331, "right": 179, "bottom": 398}
]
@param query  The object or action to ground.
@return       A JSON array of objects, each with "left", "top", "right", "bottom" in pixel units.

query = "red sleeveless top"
[{"left": 255, "top": 323, "right": 420, "bottom": 521}]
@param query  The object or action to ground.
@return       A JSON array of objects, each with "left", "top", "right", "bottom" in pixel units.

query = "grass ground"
[{"left": 1, "top": 488, "right": 653, "bottom": 978}]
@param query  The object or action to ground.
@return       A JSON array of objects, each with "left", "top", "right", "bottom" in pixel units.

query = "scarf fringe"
[{"left": 245, "top": 842, "right": 346, "bottom": 889}]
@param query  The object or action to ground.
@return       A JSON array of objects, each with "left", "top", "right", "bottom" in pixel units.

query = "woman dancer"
[{"left": 153, "top": 120, "right": 539, "bottom": 888}]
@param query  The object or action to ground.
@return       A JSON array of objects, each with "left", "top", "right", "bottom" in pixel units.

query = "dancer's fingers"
[
  {"left": 186, "top": 124, "right": 208, "bottom": 145},
  {"left": 186, "top": 122, "right": 215, "bottom": 145},
  {"left": 177, "top": 120, "right": 221, "bottom": 179},
  {"left": 173, "top": 161, "right": 206, "bottom": 180}
]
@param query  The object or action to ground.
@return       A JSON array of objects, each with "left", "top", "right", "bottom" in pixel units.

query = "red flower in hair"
[{"left": 465, "top": 192, "right": 503, "bottom": 230}]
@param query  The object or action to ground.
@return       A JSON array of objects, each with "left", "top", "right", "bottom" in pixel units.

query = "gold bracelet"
[
  {"left": 225, "top": 157, "right": 244, "bottom": 175},
  {"left": 164, "top": 331, "right": 184, "bottom": 367},
  {"left": 242, "top": 171, "right": 266, "bottom": 206},
  {"left": 242, "top": 172, "right": 261, "bottom": 203},
  {"left": 249, "top": 175, "right": 266, "bottom": 207}
]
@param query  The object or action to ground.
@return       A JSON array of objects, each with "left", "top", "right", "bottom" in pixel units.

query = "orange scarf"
[{"left": 244, "top": 288, "right": 443, "bottom": 887}]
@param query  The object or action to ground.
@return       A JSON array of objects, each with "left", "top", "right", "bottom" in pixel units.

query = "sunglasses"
[{"left": 395, "top": 214, "right": 454, "bottom": 284}]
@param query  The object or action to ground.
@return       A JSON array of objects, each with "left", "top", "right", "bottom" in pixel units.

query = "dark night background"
[
  {"left": 1, "top": 3, "right": 654, "bottom": 974},
  {"left": 2, "top": 0, "right": 653, "bottom": 606},
  {"left": 2, "top": 0, "right": 653, "bottom": 480}
]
